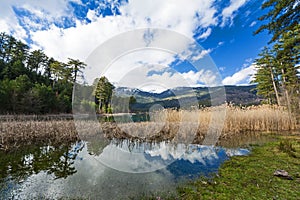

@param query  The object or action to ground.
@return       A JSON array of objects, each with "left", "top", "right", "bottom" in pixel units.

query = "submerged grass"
[{"left": 176, "top": 136, "right": 300, "bottom": 200}]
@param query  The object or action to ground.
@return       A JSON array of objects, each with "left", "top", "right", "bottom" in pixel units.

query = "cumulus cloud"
[
  {"left": 222, "top": 64, "right": 257, "bottom": 85},
  {"left": 28, "top": 0, "right": 219, "bottom": 61},
  {"left": 0, "top": 0, "right": 75, "bottom": 40},
  {"left": 0, "top": 0, "right": 252, "bottom": 91},
  {"left": 99, "top": 49, "right": 216, "bottom": 93},
  {"left": 1, "top": 0, "right": 247, "bottom": 59}
]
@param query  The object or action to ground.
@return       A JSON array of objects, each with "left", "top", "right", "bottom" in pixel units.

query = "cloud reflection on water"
[
  {"left": 0, "top": 140, "right": 250, "bottom": 199},
  {"left": 93, "top": 140, "right": 249, "bottom": 173}
]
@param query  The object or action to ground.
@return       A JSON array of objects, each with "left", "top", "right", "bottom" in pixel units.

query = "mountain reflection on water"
[{"left": 0, "top": 139, "right": 250, "bottom": 199}]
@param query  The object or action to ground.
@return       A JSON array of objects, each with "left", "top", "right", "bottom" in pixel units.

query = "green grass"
[{"left": 176, "top": 136, "right": 300, "bottom": 200}]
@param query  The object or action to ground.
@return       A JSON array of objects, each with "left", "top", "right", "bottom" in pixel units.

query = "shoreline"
[{"left": 176, "top": 136, "right": 300, "bottom": 199}]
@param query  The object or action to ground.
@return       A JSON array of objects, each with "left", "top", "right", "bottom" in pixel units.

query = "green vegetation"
[
  {"left": 177, "top": 136, "right": 300, "bottom": 199},
  {"left": 255, "top": 0, "right": 299, "bottom": 43},
  {"left": 252, "top": 0, "right": 300, "bottom": 115},
  {"left": 94, "top": 76, "right": 115, "bottom": 113},
  {"left": 0, "top": 143, "right": 82, "bottom": 181},
  {"left": 0, "top": 32, "right": 86, "bottom": 114}
]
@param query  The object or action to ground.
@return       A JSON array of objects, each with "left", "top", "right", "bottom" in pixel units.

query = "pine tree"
[
  {"left": 252, "top": 47, "right": 281, "bottom": 105},
  {"left": 274, "top": 24, "right": 300, "bottom": 112},
  {"left": 67, "top": 58, "right": 86, "bottom": 84},
  {"left": 94, "top": 76, "right": 115, "bottom": 113},
  {"left": 255, "top": 0, "right": 300, "bottom": 43},
  {"left": 254, "top": 0, "right": 299, "bottom": 117}
]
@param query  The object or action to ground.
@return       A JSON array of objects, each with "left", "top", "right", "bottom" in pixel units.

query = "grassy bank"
[{"left": 176, "top": 136, "right": 300, "bottom": 199}]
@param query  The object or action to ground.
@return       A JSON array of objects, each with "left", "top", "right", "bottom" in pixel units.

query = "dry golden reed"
[
  {"left": 98, "top": 104, "right": 298, "bottom": 143},
  {"left": 0, "top": 120, "right": 78, "bottom": 151},
  {"left": 162, "top": 104, "right": 297, "bottom": 132},
  {"left": 0, "top": 105, "right": 298, "bottom": 151},
  {"left": 153, "top": 104, "right": 298, "bottom": 143}
]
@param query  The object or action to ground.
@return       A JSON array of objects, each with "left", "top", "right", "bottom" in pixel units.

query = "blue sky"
[{"left": 0, "top": 0, "right": 271, "bottom": 92}]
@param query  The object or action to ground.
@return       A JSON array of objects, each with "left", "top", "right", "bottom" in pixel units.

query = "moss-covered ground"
[
  {"left": 44, "top": 135, "right": 300, "bottom": 200},
  {"left": 175, "top": 136, "right": 300, "bottom": 200}
]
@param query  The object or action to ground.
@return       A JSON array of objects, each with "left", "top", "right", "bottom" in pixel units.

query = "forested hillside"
[{"left": 0, "top": 33, "right": 85, "bottom": 114}]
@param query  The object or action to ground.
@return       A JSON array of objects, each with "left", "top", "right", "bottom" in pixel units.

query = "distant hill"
[{"left": 113, "top": 85, "right": 262, "bottom": 112}]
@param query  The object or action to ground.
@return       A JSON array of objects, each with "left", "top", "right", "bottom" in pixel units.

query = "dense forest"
[{"left": 0, "top": 32, "right": 86, "bottom": 114}]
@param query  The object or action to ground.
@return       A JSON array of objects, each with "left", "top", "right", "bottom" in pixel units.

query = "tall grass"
[
  {"left": 102, "top": 104, "right": 297, "bottom": 143},
  {"left": 160, "top": 104, "right": 297, "bottom": 143},
  {"left": 0, "top": 120, "right": 78, "bottom": 151},
  {"left": 161, "top": 104, "right": 297, "bottom": 132},
  {"left": 0, "top": 105, "right": 298, "bottom": 151}
]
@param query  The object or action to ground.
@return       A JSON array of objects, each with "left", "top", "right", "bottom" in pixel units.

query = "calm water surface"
[{"left": 0, "top": 134, "right": 275, "bottom": 199}]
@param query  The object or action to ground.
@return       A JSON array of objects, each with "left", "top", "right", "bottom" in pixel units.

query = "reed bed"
[
  {"left": 0, "top": 120, "right": 78, "bottom": 151},
  {"left": 163, "top": 104, "right": 297, "bottom": 133},
  {"left": 100, "top": 105, "right": 298, "bottom": 143},
  {"left": 0, "top": 105, "right": 298, "bottom": 151}
]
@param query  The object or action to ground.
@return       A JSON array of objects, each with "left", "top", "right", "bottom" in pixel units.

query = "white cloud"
[
  {"left": 0, "top": 0, "right": 249, "bottom": 58},
  {"left": 218, "top": 41, "right": 224, "bottom": 46},
  {"left": 31, "top": 15, "right": 138, "bottom": 62},
  {"left": 146, "top": 143, "right": 219, "bottom": 164},
  {"left": 1, "top": 0, "right": 221, "bottom": 60},
  {"left": 182, "top": 70, "right": 217, "bottom": 86},
  {"left": 249, "top": 21, "right": 257, "bottom": 27},
  {"left": 222, "top": 64, "right": 257, "bottom": 85},
  {"left": 119, "top": 0, "right": 218, "bottom": 36},
  {"left": 221, "top": 0, "right": 248, "bottom": 27},
  {"left": 177, "top": 41, "right": 213, "bottom": 62},
  {"left": 96, "top": 48, "right": 217, "bottom": 93},
  {"left": 0, "top": 0, "right": 251, "bottom": 91},
  {"left": 86, "top": 9, "right": 98, "bottom": 22},
  {"left": 0, "top": 0, "right": 73, "bottom": 40},
  {"left": 191, "top": 49, "right": 212, "bottom": 61},
  {"left": 197, "top": 28, "right": 212, "bottom": 39}
]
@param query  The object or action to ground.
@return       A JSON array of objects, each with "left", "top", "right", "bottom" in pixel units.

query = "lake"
[{"left": 0, "top": 133, "right": 275, "bottom": 199}]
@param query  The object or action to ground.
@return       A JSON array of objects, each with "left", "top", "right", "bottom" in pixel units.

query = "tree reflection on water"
[
  {"left": 0, "top": 141, "right": 84, "bottom": 183},
  {"left": 0, "top": 136, "right": 258, "bottom": 199}
]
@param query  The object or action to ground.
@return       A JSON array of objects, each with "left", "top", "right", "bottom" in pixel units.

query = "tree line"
[
  {"left": 0, "top": 32, "right": 86, "bottom": 114},
  {"left": 252, "top": 0, "right": 300, "bottom": 115},
  {"left": 0, "top": 31, "right": 126, "bottom": 114}
]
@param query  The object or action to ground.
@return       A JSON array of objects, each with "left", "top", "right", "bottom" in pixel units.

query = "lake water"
[{"left": 0, "top": 135, "right": 270, "bottom": 199}]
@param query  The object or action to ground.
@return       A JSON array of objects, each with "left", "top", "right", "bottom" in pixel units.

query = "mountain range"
[{"left": 113, "top": 85, "right": 262, "bottom": 112}]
